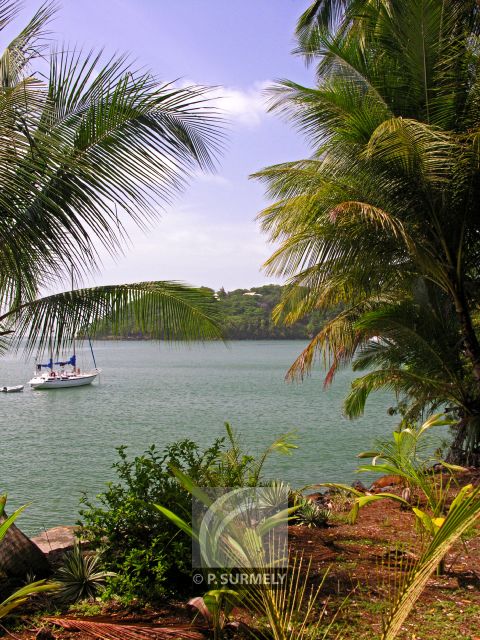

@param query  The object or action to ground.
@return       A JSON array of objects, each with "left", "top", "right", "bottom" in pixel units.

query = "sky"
[{"left": 19, "top": 0, "right": 315, "bottom": 291}]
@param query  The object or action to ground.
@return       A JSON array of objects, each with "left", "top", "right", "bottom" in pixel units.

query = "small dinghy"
[{"left": 1, "top": 385, "right": 24, "bottom": 393}]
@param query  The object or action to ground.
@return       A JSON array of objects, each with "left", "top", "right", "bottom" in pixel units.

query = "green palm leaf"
[
  {"left": 0, "top": 1, "right": 224, "bottom": 353},
  {"left": 0, "top": 281, "right": 222, "bottom": 355},
  {"left": 255, "top": 0, "right": 480, "bottom": 460},
  {"left": 382, "top": 485, "right": 480, "bottom": 640}
]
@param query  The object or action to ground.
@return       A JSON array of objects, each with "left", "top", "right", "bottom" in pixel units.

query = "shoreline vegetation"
[
  {"left": 92, "top": 285, "right": 341, "bottom": 341},
  {"left": 1, "top": 422, "right": 479, "bottom": 639}
]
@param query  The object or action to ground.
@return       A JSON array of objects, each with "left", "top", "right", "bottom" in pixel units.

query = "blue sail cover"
[
  {"left": 38, "top": 355, "right": 76, "bottom": 369},
  {"left": 54, "top": 355, "right": 76, "bottom": 367}
]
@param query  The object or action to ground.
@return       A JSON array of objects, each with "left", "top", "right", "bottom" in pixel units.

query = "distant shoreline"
[
  {"left": 93, "top": 335, "right": 314, "bottom": 341},
  {"left": 90, "top": 284, "right": 337, "bottom": 342}
]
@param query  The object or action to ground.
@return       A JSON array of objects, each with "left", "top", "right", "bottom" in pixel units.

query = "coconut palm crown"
[{"left": 253, "top": 0, "right": 480, "bottom": 462}]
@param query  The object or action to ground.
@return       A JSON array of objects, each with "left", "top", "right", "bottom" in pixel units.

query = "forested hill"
[
  {"left": 214, "top": 285, "right": 332, "bottom": 339},
  {"left": 96, "top": 285, "right": 338, "bottom": 340}
]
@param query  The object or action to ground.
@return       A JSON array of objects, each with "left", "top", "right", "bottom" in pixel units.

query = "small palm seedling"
[
  {"left": 203, "top": 424, "right": 298, "bottom": 488},
  {"left": 188, "top": 589, "right": 242, "bottom": 640},
  {"left": 381, "top": 484, "right": 480, "bottom": 639},
  {"left": 296, "top": 500, "right": 330, "bottom": 528},
  {"left": 156, "top": 469, "right": 339, "bottom": 640},
  {"left": 55, "top": 542, "right": 115, "bottom": 603}
]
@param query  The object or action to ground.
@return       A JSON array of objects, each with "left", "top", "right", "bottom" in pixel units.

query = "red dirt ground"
[{"left": 5, "top": 473, "right": 480, "bottom": 640}]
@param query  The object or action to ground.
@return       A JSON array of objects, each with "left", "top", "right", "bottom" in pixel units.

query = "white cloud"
[
  {"left": 179, "top": 79, "right": 271, "bottom": 129},
  {"left": 85, "top": 206, "right": 277, "bottom": 291},
  {"left": 193, "top": 172, "right": 232, "bottom": 187},
  {"left": 213, "top": 81, "right": 271, "bottom": 128}
]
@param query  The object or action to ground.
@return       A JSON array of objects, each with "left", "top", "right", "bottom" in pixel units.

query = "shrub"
[
  {"left": 78, "top": 426, "right": 297, "bottom": 603},
  {"left": 78, "top": 438, "right": 223, "bottom": 603},
  {"left": 296, "top": 501, "right": 330, "bottom": 528},
  {"left": 55, "top": 542, "right": 114, "bottom": 603}
]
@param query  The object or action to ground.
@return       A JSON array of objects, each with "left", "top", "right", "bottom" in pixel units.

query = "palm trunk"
[
  {"left": 453, "top": 287, "right": 480, "bottom": 384},
  {"left": 446, "top": 415, "right": 480, "bottom": 467},
  {"left": 0, "top": 501, "right": 50, "bottom": 579},
  {"left": 448, "top": 286, "right": 480, "bottom": 465}
]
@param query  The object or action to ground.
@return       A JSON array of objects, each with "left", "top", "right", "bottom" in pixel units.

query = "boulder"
[
  {"left": 351, "top": 480, "right": 368, "bottom": 493},
  {"left": 31, "top": 526, "right": 79, "bottom": 566},
  {"left": 369, "top": 475, "right": 403, "bottom": 493},
  {"left": 31, "top": 526, "right": 77, "bottom": 555}
]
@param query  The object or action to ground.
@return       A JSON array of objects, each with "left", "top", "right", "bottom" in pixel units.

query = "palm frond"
[
  {"left": 365, "top": 117, "right": 458, "bottom": 181},
  {"left": 47, "top": 618, "right": 205, "bottom": 640},
  {"left": 382, "top": 485, "right": 480, "bottom": 640},
  {"left": 1, "top": 282, "right": 223, "bottom": 355},
  {"left": 0, "top": 1, "right": 21, "bottom": 32},
  {"left": 0, "top": 1, "right": 56, "bottom": 87},
  {"left": 285, "top": 306, "right": 362, "bottom": 382},
  {"left": 344, "top": 367, "right": 464, "bottom": 419},
  {"left": 0, "top": 580, "right": 58, "bottom": 619},
  {"left": 0, "top": 36, "right": 223, "bottom": 312}
]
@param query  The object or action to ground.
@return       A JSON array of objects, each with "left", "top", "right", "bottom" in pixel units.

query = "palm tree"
[
  {"left": 0, "top": 0, "right": 223, "bottom": 578},
  {"left": 0, "top": 0, "right": 223, "bottom": 357},
  {"left": 253, "top": 0, "right": 480, "bottom": 462}
]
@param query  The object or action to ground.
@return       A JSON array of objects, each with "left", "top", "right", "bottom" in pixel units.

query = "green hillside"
[
  {"left": 215, "top": 284, "right": 332, "bottom": 339},
  {"left": 95, "top": 284, "right": 337, "bottom": 340}
]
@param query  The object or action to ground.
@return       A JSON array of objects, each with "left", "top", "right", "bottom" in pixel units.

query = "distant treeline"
[
  {"left": 214, "top": 285, "right": 336, "bottom": 339},
  {"left": 95, "top": 284, "right": 339, "bottom": 340}
]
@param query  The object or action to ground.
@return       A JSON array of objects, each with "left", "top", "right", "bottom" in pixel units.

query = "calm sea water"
[{"left": 0, "top": 340, "right": 428, "bottom": 535}]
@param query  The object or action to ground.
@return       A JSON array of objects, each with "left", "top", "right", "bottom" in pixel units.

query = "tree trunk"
[
  {"left": 453, "top": 287, "right": 480, "bottom": 384},
  {"left": 446, "top": 415, "right": 480, "bottom": 467},
  {"left": 448, "top": 284, "right": 480, "bottom": 466},
  {"left": 0, "top": 500, "right": 50, "bottom": 579}
]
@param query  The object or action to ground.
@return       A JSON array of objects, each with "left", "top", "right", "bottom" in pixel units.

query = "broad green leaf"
[
  {"left": 0, "top": 503, "right": 28, "bottom": 542},
  {"left": 153, "top": 504, "right": 198, "bottom": 542}
]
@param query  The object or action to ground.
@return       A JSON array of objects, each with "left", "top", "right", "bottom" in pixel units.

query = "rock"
[
  {"left": 351, "top": 480, "right": 368, "bottom": 493},
  {"left": 377, "top": 485, "right": 395, "bottom": 493},
  {"left": 369, "top": 475, "right": 403, "bottom": 493},
  {"left": 0, "top": 498, "right": 51, "bottom": 579},
  {"left": 31, "top": 526, "right": 81, "bottom": 567},
  {"left": 31, "top": 526, "right": 78, "bottom": 555},
  {"left": 381, "top": 548, "right": 418, "bottom": 568},
  {"left": 304, "top": 492, "right": 333, "bottom": 509},
  {"left": 457, "top": 572, "right": 480, "bottom": 589},
  {"left": 304, "top": 492, "right": 323, "bottom": 503}
]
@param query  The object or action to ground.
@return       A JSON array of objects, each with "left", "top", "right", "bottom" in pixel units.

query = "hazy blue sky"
[{"left": 20, "top": 1, "right": 314, "bottom": 290}]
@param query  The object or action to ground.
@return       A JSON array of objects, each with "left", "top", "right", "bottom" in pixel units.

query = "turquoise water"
[{"left": 1, "top": 340, "right": 403, "bottom": 535}]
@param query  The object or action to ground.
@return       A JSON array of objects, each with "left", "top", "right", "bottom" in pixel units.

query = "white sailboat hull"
[{"left": 29, "top": 371, "right": 100, "bottom": 389}]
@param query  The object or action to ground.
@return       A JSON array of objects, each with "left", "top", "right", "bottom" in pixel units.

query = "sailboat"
[
  {"left": 28, "top": 268, "right": 101, "bottom": 390},
  {"left": 28, "top": 354, "right": 99, "bottom": 390}
]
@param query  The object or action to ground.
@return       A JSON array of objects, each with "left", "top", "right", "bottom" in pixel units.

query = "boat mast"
[
  {"left": 71, "top": 264, "right": 76, "bottom": 370},
  {"left": 49, "top": 329, "right": 53, "bottom": 372}
]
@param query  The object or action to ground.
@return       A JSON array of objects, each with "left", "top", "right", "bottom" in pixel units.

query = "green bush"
[
  {"left": 78, "top": 426, "right": 296, "bottom": 603},
  {"left": 78, "top": 438, "right": 223, "bottom": 603},
  {"left": 55, "top": 542, "right": 115, "bottom": 603},
  {"left": 295, "top": 500, "right": 331, "bottom": 528}
]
